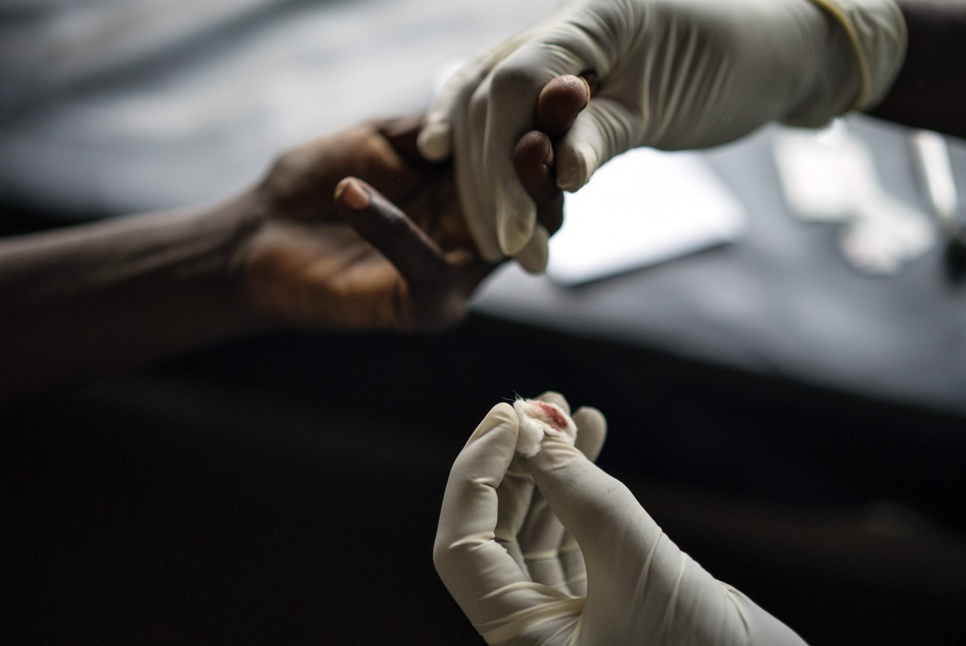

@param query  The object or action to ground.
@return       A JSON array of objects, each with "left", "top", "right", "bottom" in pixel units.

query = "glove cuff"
[{"left": 808, "top": 0, "right": 907, "bottom": 112}]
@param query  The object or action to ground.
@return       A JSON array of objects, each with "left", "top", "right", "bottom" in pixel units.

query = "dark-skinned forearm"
[
  {"left": 868, "top": 0, "right": 966, "bottom": 139},
  {"left": 0, "top": 197, "right": 265, "bottom": 402}
]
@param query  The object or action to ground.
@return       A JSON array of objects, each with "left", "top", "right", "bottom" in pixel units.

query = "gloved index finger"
[
  {"left": 517, "top": 392, "right": 573, "bottom": 582},
  {"left": 435, "top": 403, "right": 557, "bottom": 628},
  {"left": 519, "top": 398, "right": 604, "bottom": 595},
  {"left": 512, "top": 75, "right": 590, "bottom": 242}
]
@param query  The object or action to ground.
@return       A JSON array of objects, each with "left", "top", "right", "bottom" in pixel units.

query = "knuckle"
[
  {"left": 381, "top": 212, "right": 412, "bottom": 241},
  {"left": 489, "top": 62, "right": 544, "bottom": 103},
  {"left": 261, "top": 150, "right": 302, "bottom": 197}
]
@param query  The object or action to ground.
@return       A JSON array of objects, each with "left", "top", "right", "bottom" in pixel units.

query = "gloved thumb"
[
  {"left": 555, "top": 96, "right": 640, "bottom": 192},
  {"left": 525, "top": 407, "right": 659, "bottom": 578}
]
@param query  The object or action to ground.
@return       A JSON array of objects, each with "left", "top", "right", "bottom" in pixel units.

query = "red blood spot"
[{"left": 535, "top": 401, "right": 568, "bottom": 431}]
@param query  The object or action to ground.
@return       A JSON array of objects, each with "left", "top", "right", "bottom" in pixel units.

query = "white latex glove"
[
  {"left": 418, "top": 0, "right": 907, "bottom": 272},
  {"left": 435, "top": 392, "right": 808, "bottom": 644}
]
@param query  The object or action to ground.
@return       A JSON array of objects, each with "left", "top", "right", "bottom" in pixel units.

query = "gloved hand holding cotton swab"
[{"left": 436, "top": 392, "right": 808, "bottom": 645}]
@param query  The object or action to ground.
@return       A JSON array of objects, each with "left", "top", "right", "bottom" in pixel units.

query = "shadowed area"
[{"left": 3, "top": 319, "right": 965, "bottom": 644}]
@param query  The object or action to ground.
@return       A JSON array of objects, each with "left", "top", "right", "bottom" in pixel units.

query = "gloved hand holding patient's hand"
[
  {"left": 418, "top": 0, "right": 907, "bottom": 272},
  {"left": 241, "top": 73, "right": 588, "bottom": 331},
  {"left": 242, "top": 116, "right": 491, "bottom": 333},
  {"left": 0, "top": 83, "right": 586, "bottom": 399},
  {"left": 436, "top": 392, "right": 808, "bottom": 644}
]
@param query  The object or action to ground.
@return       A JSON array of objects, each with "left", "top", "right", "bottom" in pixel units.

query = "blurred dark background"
[
  {"left": 2, "top": 1, "right": 966, "bottom": 644},
  {"left": 4, "top": 322, "right": 966, "bottom": 644}
]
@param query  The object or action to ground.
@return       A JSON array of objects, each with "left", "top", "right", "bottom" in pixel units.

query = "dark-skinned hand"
[{"left": 236, "top": 75, "right": 589, "bottom": 332}]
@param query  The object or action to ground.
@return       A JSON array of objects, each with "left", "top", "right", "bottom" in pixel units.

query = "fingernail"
[
  {"left": 545, "top": 145, "right": 555, "bottom": 167},
  {"left": 335, "top": 178, "right": 370, "bottom": 210},
  {"left": 579, "top": 75, "right": 591, "bottom": 103},
  {"left": 578, "top": 69, "right": 600, "bottom": 96}
]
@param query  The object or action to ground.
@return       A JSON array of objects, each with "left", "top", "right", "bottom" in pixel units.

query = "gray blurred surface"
[
  {"left": 0, "top": 0, "right": 553, "bottom": 214},
  {"left": 1, "top": 0, "right": 965, "bottom": 418},
  {"left": 475, "top": 119, "right": 966, "bottom": 416}
]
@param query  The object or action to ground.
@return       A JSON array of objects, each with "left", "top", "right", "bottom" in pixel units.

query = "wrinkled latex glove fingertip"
[
  {"left": 469, "top": 402, "right": 519, "bottom": 444},
  {"left": 556, "top": 146, "right": 593, "bottom": 192},
  {"left": 497, "top": 227, "right": 532, "bottom": 258},
  {"left": 514, "top": 226, "right": 549, "bottom": 274},
  {"left": 497, "top": 205, "right": 537, "bottom": 258},
  {"left": 416, "top": 123, "right": 453, "bottom": 161},
  {"left": 572, "top": 406, "right": 606, "bottom": 432},
  {"left": 571, "top": 406, "right": 607, "bottom": 457}
]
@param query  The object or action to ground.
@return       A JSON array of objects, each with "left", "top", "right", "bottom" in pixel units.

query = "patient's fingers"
[
  {"left": 335, "top": 177, "right": 448, "bottom": 285},
  {"left": 512, "top": 74, "right": 590, "bottom": 235},
  {"left": 514, "top": 132, "right": 557, "bottom": 206},
  {"left": 536, "top": 75, "right": 591, "bottom": 141},
  {"left": 514, "top": 131, "right": 563, "bottom": 236}
]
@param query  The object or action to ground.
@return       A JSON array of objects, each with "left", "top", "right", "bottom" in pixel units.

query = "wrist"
[
  {"left": 786, "top": 0, "right": 907, "bottom": 126},
  {"left": 0, "top": 195, "right": 272, "bottom": 399},
  {"left": 208, "top": 189, "right": 278, "bottom": 336},
  {"left": 811, "top": 0, "right": 908, "bottom": 110},
  {"left": 109, "top": 195, "right": 272, "bottom": 341},
  {"left": 783, "top": 0, "right": 862, "bottom": 127}
]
